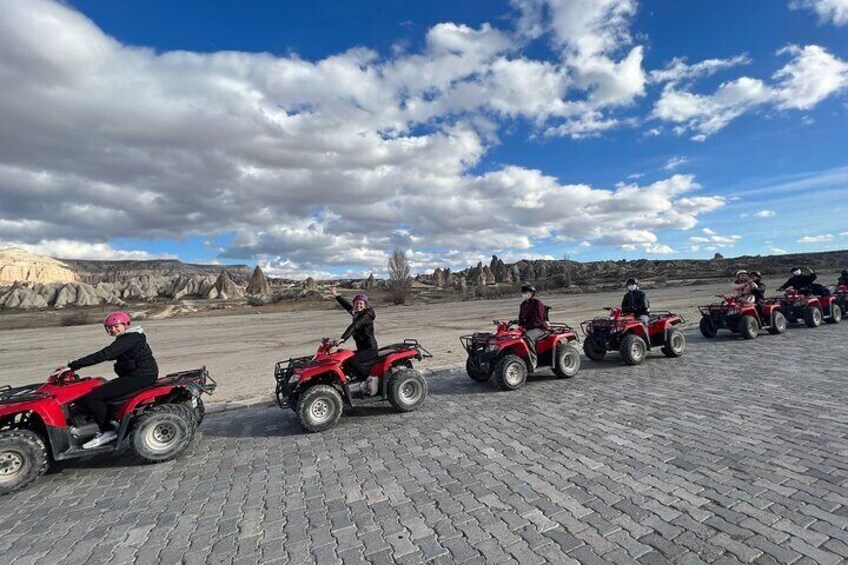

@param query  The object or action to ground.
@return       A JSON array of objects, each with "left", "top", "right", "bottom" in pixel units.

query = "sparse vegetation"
[{"left": 387, "top": 248, "right": 412, "bottom": 305}]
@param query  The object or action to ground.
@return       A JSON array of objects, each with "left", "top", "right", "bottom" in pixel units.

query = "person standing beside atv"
[
  {"left": 778, "top": 266, "right": 830, "bottom": 297},
  {"left": 621, "top": 278, "right": 650, "bottom": 324},
  {"left": 331, "top": 288, "right": 379, "bottom": 395},
  {"left": 518, "top": 284, "right": 548, "bottom": 368},
  {"left": 838, "top": 269, "right": 848, "bottom": 288},
  {"left": 67, "top": 312, "right": 159, "bottom": 449},
  {"left": 730, "top": 270, "right": 757, "bottom": 304}
]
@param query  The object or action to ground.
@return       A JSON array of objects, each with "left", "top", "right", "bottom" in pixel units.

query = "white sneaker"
[{"left": 82, "top": 430, "right": 117, "bottom": 449}]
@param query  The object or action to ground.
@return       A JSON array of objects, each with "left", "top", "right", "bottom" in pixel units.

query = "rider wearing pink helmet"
[
  {"left": 330, "top": 288, "right": 379, "bottom": 393},
  {"left": 68, "top": 311, "right": 159, "bottom": 448}
]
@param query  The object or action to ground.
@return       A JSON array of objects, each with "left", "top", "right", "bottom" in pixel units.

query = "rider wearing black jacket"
[
  {"left": 68, "top": 312, "right": 159, "bottom": 448},
  {"left": 621, "top": 278, "right": 650, "bottom": 322},
  {"left": 334, "top": 291, "right": 379, "bottom": 381},
  {"left": 778, "top": 267, "right": 830, "bottom": 296}
]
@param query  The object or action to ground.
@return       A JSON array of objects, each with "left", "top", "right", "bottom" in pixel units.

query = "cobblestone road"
[{"left": 2, "top": 323, "right": 847, "bottom": 564}]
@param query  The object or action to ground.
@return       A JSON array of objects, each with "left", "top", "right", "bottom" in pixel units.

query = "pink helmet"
[
  {"left": 353, "top": 293, "right": 369, "bottom": 303},
  {"left": 103, "top": 311, "right": 131, "bottom": 327}
]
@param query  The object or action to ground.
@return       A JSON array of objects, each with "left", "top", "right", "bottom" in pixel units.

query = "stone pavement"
[{"left": 1, "top": 323, "right": 847, "bottom": 564}]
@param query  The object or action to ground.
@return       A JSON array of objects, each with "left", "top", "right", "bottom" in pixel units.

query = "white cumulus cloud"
[
  {"left": 652, "top": 45, "right": 848, "bottom": 139},
  {"left": 797, "top": 234, "right": 835, "bottom": 242},
  {"left": 789, "top": 0, "right": 848, "bottom": 25}
]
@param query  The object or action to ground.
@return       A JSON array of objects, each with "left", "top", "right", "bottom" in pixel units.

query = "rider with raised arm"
[
  {"left": 332, "top": 287, "right": 379, "bottom": 395},
  {"left": 778, "top": 266, "right": 830, "bottom": 297},
  {"left": 518, "top": 284, "right": 548, "bottom": 368}
]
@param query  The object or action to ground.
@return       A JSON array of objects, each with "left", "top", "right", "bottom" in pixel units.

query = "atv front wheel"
[
  {"left": 826, "top": 303, "right": 842, "bottom": 324},
  {"left": 699, "top": 316, "right": 718, "bottom": 338},
  {"left": 804, "top": 306, "right": 823, "bottom": 328},
  {"left": 494, "top": 354, "right": 528, "bottom": 391},
  {"left": 583, "top": 335, "right": 607, "bottom": 361},
  {"left": 389, "top": 368, "right": 428, "bottom": 412},
  {"left": 465, "top": 358, "right": 491, "bottom": 382},
  {"left": 297, "top": 385, "right": 343, "bottom": 433},
  {"left": 661, "top": 329, "right": 686, "bottom": 357},
  {"left": 0, "top": 430, "right": 48, "bottom": 495},
  {"left": 619, "top": 334, "right": 647, "bottom": 365},
  {"left": 552, "top": 343, "right": 581, "bottom": 378},
  {"left": 738, "top": 315, "right": 759, "bottom": 340},
  {"left": 131, "top": 405, "right": 195, "bottom": 464},
  {"left": 767, "top": 311, "right": 787, "bottom": 335}
]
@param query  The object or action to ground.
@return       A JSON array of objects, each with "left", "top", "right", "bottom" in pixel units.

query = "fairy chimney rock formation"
[
  {"left": 433, "top": 268, "right": 445, "bottom": 287},
  {"left": 304, "top": 277, "right": 317, "bottom": 291},
  {"left": 246, "top": 265, "right": 271, "bottom": 296},
  {"left": 208, "top": 270, "right": 244, "bottom": 300}
]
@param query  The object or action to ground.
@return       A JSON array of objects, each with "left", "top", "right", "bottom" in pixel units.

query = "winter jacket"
[
  {"left": 779, "top": 272, "right": 817, "bottom": 292},
  {"left": 336, "top": 296, "right": 378, "bottom": 351},
  {"left": 69, "top": 327, "right": 159, "bottom": 380},
  {"left": 621, "top": 290, "right": 650, "bottom": 318},
  {"left": 519, "top": 297, "right": 548, "bottom": 331},
  {"left": 730, "top": 282, "right": 757, "bottom": 304}
]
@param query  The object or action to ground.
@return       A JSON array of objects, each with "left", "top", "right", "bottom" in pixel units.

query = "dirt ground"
[{"left": 0, "top": 274, "right": 838, "bottom": 405}]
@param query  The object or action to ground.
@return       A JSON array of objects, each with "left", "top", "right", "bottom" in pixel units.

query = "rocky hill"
[
  {"left": 0, "top": 248, "right": 78, "bottom": 284},
  {"left": 62, "top": 258, "right": 252, "bottom": 285},
  {"left": 419, "top": 249, "right": 848, "bottom": 291},
  {"left": 2, "top": 246, "right": 846, "bottom": 312}
]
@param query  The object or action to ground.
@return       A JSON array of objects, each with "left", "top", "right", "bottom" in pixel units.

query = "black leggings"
[
  {"left": 81, "top": 376, "right": 157, "bottom": 429},
  {"left": 350, "top": 349, "right": 379, "bottom": 380}
]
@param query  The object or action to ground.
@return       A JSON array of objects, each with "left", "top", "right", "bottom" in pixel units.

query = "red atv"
[
  {"left": 460, "top": 320, "right": 581, "bottom": 390},
  {"left": 834, "top": 285, "right": 848, "bottom": 318},
  {"left": 0, "top": 367, "right": 215, "bottom": 495},
  {"left": 274, "top": 338, "right": 432, "bottom": 433},
  {"left": 776, "top": 289, "right": 841, "bottom": 327},
  {"left": 699, "top": 295, "right": 788, "bottom": 339},
  {"left": 581, "top": 308, "right": 686, "bottom": 365}
]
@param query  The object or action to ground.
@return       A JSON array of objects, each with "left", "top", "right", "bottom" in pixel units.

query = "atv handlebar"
[{"left": 49, "top": 367, "right": 79, "bottom": 385}]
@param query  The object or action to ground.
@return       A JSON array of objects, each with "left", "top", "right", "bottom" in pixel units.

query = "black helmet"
[
  {"left": 625, "top": 277, "right": 638, "bottom": 286},
  {"left": 520, "top": 284, "right": 536, "bottom": 294},
  {"left": 749, "top": 270, "right": 761, "bottom": 278}
]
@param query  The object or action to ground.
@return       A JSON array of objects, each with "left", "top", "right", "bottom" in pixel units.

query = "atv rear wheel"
[
  {"left": 767, "top": 311, "right": 787, "bottom": 335},
  {"left": 552, "top": 343, "right": 581, "bottom": 378},
  {"left": 494, "top": 354, "right": 528, "bottom": 391},
  {"left": 804, "top": 306, "right": 823, "bottom": 328},
  {"left": 738, "top": 315, "right": 759, "bottom": 340},
  {"left": 0, "top": 430, "right": 48, "bottom": 495},
  {"left": 699, "top": 316, "right": 717, "bottom": 338},
  {"left": 182, "top": 397, "right": 205, "bottom": 427},
  {"left": 465, "top": 357, "right": 491, "bottom": 382},
  {"left": 619, "top": 334, "right": 647, "bottom": 365},
  {"left": 661, "top": 329, "right": 686, "bottom": 357},
  {"left": 131, "top": 405, "right": 195, "bottom": 464},
  {"left": 826, "top": 303, "right": 842, "bottom": 324},
  {"left": 389, "top": 368, "right": 428, "bottom": 412},
  {"left": 583, "top": 335, "right": 607, "bottom": 361},
  {"left": 297, "top": 385, "right": 343, "bottom": 433}
]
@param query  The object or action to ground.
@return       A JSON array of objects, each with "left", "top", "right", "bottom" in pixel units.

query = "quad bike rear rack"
[{"left": 158, "top": 366, "right": 217, "bottom": 395}]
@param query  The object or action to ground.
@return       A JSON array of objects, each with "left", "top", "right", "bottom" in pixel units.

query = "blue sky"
[{"left": 0, "top": 0, "right": 846, "bottom": 277}]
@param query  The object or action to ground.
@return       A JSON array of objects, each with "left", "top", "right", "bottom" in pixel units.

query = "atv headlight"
[{"left": 486, "top": 344, "right": 499, "bottom": 352}]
